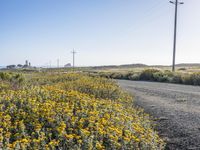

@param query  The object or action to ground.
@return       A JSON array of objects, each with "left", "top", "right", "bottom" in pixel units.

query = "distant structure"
[
  {"left": 17, "top": 64, "right": 23, "bottom": 68},
  {"left": 25, "top": 60, "right": 28, "bottom": 66},
  {"left": 6, "top": 60, "right": 33, "bottom": 69},
  {"left": 64, "top": 63, "right": 71, "bottom": 68},
  {"left": 6, "top": 65, "right": 16, "bottom": 69},
  {"left": 23, "top": 60, "right": 31, "bottom": 68}
]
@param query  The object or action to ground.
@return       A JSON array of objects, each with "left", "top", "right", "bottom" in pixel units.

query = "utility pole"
[
  {"left": 57, "top": 59, "right": 59, "bottom": 68},
  {"left": 49, "top": 61, "right": 52, "bottom": 68},
  {"left": 170, "top": 0, "right": 184, "bottom": 72},
  {"left": 71, "top": 49, "right": 76, "bottom": 71}
]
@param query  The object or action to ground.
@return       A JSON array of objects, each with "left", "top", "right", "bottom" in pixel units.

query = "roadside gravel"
[{"left": 118, "top": 80, "right": 200, "bottom": 150}]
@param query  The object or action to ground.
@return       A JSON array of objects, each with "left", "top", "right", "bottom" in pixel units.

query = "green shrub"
[
  {"left": 98, "top": 72, "right": 111, "bottom": 78},
  {"left": 0, "top": 72, "right": 11, "bottom": 80},
  {"left": 169, "top": 74, "right": 183, "bottom": 84},
  {"left": 93, "top": 70, "right": 200, "bottom": 86},
  {"left": 128, "top": 73, "right": 140, "bottom": 80},
  {"left": 182, "top": 75, "right": 193, "bottom": 85},
  {"left": 189, "top": 73, "right": 200, "bottom": 85},
  {"left": 0, "top": 72, "right": 25, "bottom": 86},
  {"left": 153, "top": 72, "right": 170, "bottom": 82},
  {"left": 178, "top": 68, "right": 187, "bottom": 71},
  {"left": 164, "top": 70, "right": 174, "bottom": 77},
  {"left": 139, "top": 69, "right": 160, "bottom": 81},
  {"left": 110, "top": 72, "right": 124, "bottom": 79},
  {"left": 0, "top": 81, "right": 11, "bottom": 90}
]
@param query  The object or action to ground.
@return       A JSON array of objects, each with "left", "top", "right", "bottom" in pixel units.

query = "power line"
[
  {"left": 170, "top": 0, "right": 184, "bottom": 72},
  {"left": 142, "top": 0, "right": 167, "bottom": 18},
  {"left": 126, "top": 0, "right": 167, "bottom": 32}
]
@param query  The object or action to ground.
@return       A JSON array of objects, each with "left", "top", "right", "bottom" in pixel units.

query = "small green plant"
[{"left": 0, "top": 72, "right": 25, "bottom": 88}]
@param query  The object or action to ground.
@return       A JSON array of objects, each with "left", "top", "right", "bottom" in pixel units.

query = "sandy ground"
[{"left": 118, "top": 80, "right": 200, "bottom": 150}]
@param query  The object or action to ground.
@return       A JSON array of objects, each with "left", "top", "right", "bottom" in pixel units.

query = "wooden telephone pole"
[{"left": 170, "top": 0, "right": 184, "bottom": 72}]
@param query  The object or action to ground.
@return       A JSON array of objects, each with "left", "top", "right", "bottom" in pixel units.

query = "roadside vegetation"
[
  {"left": 91, "top": 69, "right": 200, "bottom": 86},
  {"left": 0, "top": 72, "right": 165, "bottom": 149}
]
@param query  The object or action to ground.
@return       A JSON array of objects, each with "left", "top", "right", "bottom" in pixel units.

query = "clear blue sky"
[{"left": 0, "top": 0, "right": 200, "bottom": 67}]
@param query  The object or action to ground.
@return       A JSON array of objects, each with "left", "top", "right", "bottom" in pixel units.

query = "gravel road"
[{"left": 117, "top": 80, "right": 200, "bottom": 150}]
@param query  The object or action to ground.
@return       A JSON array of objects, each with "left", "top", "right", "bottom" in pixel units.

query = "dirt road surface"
[{"left": 118, "top": 80, "right": 200, "bottom": 150}]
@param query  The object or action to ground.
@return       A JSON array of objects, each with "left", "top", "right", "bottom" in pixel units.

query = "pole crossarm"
[{"left": 170, "top": 1, "right": 184, "bottom": 4}]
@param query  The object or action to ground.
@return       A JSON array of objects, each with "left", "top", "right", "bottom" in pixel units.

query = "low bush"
[
  {"left": 170, "top": 74, "right": 183, "bottom": 84},
  {"left": 0, "top": 72, "right": 25, "bottom": 89},
  {"left": 181, "top": 75, "right": 192, "bottom": 85},
  {"left": 187, "top": 73, "right": 200, "bottom": 85},
  {"left": 91, "top": 69, "right": 200, "bottom": 86},
  {"left": 139, "top": 69, "right": 160, "bottom": 81},
  {"left": 153, "top": 72, "right": 170, "bottom": 82},
  {"left": 110, "top": 72, "right": 125, "bottom": 79},
  {"left": 178, "top": 68, "right": 187, "bottom": 71},
  {"left": 128, "top": 73, "right": 140, "bottom": 80},
  {"left": 0, "top": 72, "right": 11, "bottom": 80}
]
